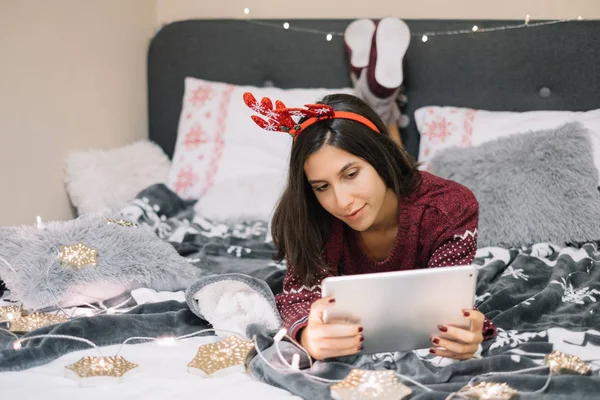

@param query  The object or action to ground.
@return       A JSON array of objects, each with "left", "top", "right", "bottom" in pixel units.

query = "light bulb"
[
  {"left": 525, "top": 14, "right": 531, "bottom": 24},
  {"left": 243, "top": 8, "right": 250, "bottom": 15},
  {"left": 472, "top": 25, "right": 479, "bottom": 32},
  {"left": 13, "top": 341, "right": 22, "bottom": 350},
  {"left": 157, "top": 336, "right": 177, "bottom": 346},
  {"left": 422, "top": 35, "right": 428, "bottom": 42},
  {"left": 283, "top": 22, "right": 289, "bottom": 29},
  {"left": 326, "top": 34, "right": 333, "bottom": 41}
]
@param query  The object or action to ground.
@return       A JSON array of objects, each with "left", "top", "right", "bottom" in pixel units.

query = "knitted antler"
[{"left": 243, "top": 92, "right": 334, "bottom": 137}]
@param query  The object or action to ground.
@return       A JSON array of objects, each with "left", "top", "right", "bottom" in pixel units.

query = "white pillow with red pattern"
[
  {"left": 167, "top": 77, "right": 351, "bottom": 220},
  {"left": 414, "top": 106, "right": 600, "bottom": 180}
]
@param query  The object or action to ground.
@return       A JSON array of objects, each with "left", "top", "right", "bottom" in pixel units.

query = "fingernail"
[
  {"left": 429, "top": 348, "right": 436, "bottom": 354},
  {"left": 438, "top": 325, "right": 448, "bottom": 332},
  {"left": 464, "top": 311, "right": 471, "bottom": 317},
  {"left": 358, "top": 327, "right": 363, "bottom": 333},
  {"left": 432, "top": 338, "right": 440, "bottom": 345},
  {"left": 360, "top": 335, "right": 364, "bottom": 342},
  {"left": 329, "top": 298, "right": 335, "bottom": 303}
]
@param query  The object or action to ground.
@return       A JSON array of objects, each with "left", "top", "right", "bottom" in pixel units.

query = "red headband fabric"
[{"left": 243, "top": 92, "right": 380, "bottom": 138}]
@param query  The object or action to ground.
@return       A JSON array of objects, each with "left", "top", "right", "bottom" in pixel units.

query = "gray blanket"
[
  {"left": 3, "top": 184, "right": 600, "bottom": 400},
  {"left": 0, "top": 300, "right": 209, "bottom": 372},
  {"left": 249, "top": 243, "right": 600, "bottom": 399}
]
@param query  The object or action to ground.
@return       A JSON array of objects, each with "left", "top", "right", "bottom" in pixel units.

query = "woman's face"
[{"left": 304, "top": 145, "right": 389, "bottom": 232}]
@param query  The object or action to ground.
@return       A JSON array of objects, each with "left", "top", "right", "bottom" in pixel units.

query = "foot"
[
  {"left": 367, "top": 18, "right": 411, "bottom": 98},
  {"left": 344, "top": 19, "right": 376, "bottom": 81}
]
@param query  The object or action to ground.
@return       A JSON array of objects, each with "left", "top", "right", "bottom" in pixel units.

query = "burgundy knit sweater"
[{"left": 275, "top": 171, "right": 496, "bottom": 341}]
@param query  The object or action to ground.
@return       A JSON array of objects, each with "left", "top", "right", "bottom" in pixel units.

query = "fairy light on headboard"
[{"left": 243, "top": 16, "right": 585, "bottom": 43}]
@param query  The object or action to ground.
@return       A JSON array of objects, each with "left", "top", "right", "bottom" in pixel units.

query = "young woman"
[{"left": 244, "top": 92, "right": 496, "bottom": 361}]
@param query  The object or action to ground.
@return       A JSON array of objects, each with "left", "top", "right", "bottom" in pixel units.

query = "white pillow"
[
  {"left": 168, "top": 77, "right": 352, "bottom": 204},
  {"left": 193, "top": 172, "right": 287, "bottom": 222},
  {"left": 64, "top": 140, "right": 170, "bottom": 214},
  {"left": 414, "top": 106, "right": 600, "bottom": 177}
]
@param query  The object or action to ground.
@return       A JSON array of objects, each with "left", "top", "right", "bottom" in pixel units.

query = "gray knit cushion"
[
  {"left": 430, "top": 122, "right": 600, "bottom": 248},
  {"left": 0, "top": 215, "right": 200, "bottom": 310}
]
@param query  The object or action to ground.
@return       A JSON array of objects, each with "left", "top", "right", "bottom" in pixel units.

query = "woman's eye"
[
  {"left": 346, "top": 170, "right": 358, "bottom": 179},
  {"left": 315, "top": 184, "right": 328, "bottom": 192}
]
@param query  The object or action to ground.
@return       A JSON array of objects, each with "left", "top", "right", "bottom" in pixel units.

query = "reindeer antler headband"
[{"left": 243, "top": 92, "right": 380, "bottom": 139}]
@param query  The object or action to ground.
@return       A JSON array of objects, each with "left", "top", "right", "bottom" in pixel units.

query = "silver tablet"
[{"left": 322, "top": 265, "right": 478, "bottom": 354}]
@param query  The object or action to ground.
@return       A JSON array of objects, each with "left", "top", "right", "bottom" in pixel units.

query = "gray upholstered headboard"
[{"left": 148, "top": 19, "right": 600, "bottom": 159}]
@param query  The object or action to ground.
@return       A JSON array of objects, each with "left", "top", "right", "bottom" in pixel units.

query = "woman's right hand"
[{"left": 299, "top": 297, "right": 364, "bottom": 360}]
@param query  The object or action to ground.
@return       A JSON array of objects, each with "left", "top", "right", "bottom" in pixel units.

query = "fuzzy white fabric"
[
  {"left": 192, "top": 281, "right": 280, "bottom": 338},
  {"left": 64, "top": 140, "right": 171, "bottom": 215}
]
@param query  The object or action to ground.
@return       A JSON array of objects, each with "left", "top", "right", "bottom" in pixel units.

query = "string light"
[
  {"left": 291, "top": 353, "right": 300, "bottom": 370},
  {"left": 283, "top": 22, "right": 289, "bottom": 30},
  {"left": 245, "top": 18, "right": 580, "bottom": 41},
  {"left": 472, "top": 25, "right": 479, "bottom": 32},
  {"left": 243, "top": 7, "right": 250, "bottom": 15}
]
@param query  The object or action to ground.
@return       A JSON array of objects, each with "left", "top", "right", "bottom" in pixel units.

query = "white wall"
[
  {"left": 157, "top": 0, "right": 599, "bottom": 23},
  {"left": 0, "top": 0, "right": 157, "bottom": 225}
]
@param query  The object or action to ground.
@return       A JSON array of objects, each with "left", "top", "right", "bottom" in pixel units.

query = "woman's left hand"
[{"left": 430, "top": 309, "right": 484, "bottom": 360}]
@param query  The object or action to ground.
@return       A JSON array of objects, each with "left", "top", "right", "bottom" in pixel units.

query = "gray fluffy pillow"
[
  {"left": 430, "top": 122, "right": 600, "bottom": 248},
  {"left": 0, "top": 215, "right": 201, "bottom": 310}
]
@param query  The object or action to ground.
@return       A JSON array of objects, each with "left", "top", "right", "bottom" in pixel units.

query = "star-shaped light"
[
  {"left": 65, "top": 356, "right": 138, "bottom": 383},
  {"left": 105, "top": 218, "right": 137, "bottom": 228},
  {"left": 330, "top": 369, "right": 412, "bottom": 400},
  {"left": 59, "top": 243, "right": 98, "bottom": 269},
  {"left": 545, "top": 350, "right": 591, "bottom": 375},
  {"left": 187, "top": 335, "right": 255, "bottom": 377},
  {"left": 0, "top": 306, "right": 24, "bottom": 322},
  {"left": 457, "top": 382, "right": 518, "bottom": 400},
  {"left": 8, "top": 313, "right": 68, "bottom": 333}
]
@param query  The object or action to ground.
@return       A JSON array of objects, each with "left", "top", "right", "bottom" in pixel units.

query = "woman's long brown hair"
[{"left": 271, "top": 94, "right": 421, "bottom": 285}]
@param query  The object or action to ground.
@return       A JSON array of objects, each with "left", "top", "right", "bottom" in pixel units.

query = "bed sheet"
[{"left": 0, "top": 335, "right": 300, "bottom": 400}]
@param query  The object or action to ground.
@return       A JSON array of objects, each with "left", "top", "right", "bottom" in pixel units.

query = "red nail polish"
[
  {"left": 438, "top": 325, "right": 448, "bottom": 332},
  {"left": 329, "top": 298, "right": 335, "bottom": 303},
  {"left": 429, "top": 348, "right": 436, "bottom": 354},
  {"left": 464, "top": 311, "right": 471, "bottom": 317},
  {"left": 358, "top": 327, "right": 363, "bottom": 333},
  {"left": 360, "top": 335, "right": 364, "bottom": 342},
  {"left": 432, "top": 338, "right": 440, "bottom": 345}
]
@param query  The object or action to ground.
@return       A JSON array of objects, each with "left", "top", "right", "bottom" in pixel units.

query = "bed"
[{"left": 2, "top": 18, "right": 600, "bottom": 400}]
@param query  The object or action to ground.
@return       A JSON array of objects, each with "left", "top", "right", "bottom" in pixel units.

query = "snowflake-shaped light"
[
  {"left": 65, "top": 356, "right": 138, "bottom": 382},
  {"left": 0, "top": 306, "right": 24, "bottom": 322},
  {"left": 330, "top": 369, "right": 412, "bottom": 400},
  {"left": 187, "top": 336, "right": 255, "bottom": 377},
  {"left": 59, "top": 243, "right": 98, "bottom": 269},
  {"left": 8, "top": 313, "right": 68, "bottom": 333},
  {"left": 545, "top": 350, "right": 592, "bottom": 375},
  {"left": 456, "top": 382, "right": 518, "bottom": 400}
]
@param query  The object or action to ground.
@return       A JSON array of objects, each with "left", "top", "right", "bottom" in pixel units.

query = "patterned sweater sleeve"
[
  {"left": 275, "top": 267, "right": 332, "bottom": 340},
  {"left": 426, "top": 191, "right": 497, "bottom": 340}
]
